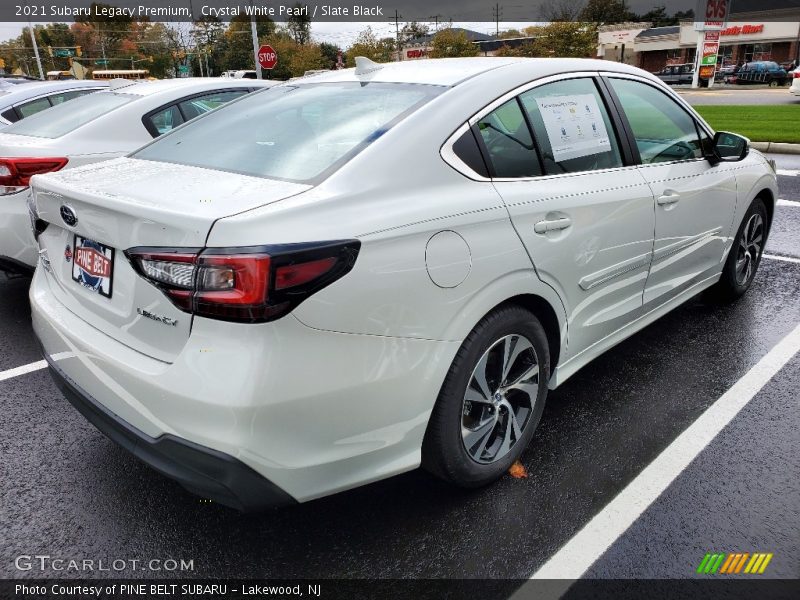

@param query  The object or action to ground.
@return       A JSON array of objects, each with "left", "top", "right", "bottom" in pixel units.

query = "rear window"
[
  {"left": 3, "top": 92, "right": 133, "bottom": 139},
  {"left": 133, "top": 82, "right": 442, "bottom": 183}
]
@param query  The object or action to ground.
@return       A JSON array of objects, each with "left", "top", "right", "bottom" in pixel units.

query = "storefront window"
[{"left": 743, "top": 43, "right": 773, "bottom": 62}]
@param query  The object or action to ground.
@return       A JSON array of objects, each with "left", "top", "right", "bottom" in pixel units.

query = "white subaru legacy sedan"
[
  {"left": 0, "top": 78, "right": 275, "bottom": 275},
  {"left": 29, "top": 58, "right": 778, "bottom": 511}
]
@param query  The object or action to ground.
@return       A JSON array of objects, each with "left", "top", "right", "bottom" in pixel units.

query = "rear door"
[
  {"left": 603, "top": 75, "right": 738, "bottom": 307},
  {"left": 479, "top": 75, "right": 655, "bottom": 360}
]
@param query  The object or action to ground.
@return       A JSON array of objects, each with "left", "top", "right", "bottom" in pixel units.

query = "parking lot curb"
[{"left": 750, "top": 142, "right": 800, "bottom": 155}]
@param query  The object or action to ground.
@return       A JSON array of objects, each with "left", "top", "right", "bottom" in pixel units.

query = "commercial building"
[{"left": 597, "top": 1, "right": 800, "bottom": 73}]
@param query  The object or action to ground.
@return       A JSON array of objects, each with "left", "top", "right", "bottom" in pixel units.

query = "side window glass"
[
  {"left": 16, "top": 97, "right": 53, "bottom": 118},
  {"left": 452, "top": 128, "right": 489, "bottom": 178},
  {"left": 519, "top": 78, "right": 623, "bottom": 175},
  {"left": 48, "top": 89, "right": 95, "bottom": 106},
  {"left": 608, "top": 78, "right": 703, "bottom": 164},
  {"left": 146, "top": 105, "right": 184, "bottom": 136},
  {"left": 476, "top": 99, "right": 542, "bottom": 178},
  {"left": 177, "top": 90, "right": 248, "bottom": 121}
]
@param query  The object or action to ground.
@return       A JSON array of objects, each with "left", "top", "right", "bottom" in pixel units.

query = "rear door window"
[
  {"left": 518, "top": 78, "right": 623, "bottom": 175},
  {"left": 476, "top": 99, "right": 542, "bottom": 178},
  {"left": 16, "top": 96, "right": 52, "bottom": 118}
]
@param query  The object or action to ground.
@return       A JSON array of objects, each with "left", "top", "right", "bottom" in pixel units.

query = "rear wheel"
[
  {"left": 422, "top": 306, "right": 549, "bottom": 487},
  {"left": 768, "top": 78, "right": 779, "bottom": 87},
  {"left": 711, "top": 197, "right": 769, "bottom": 302}
]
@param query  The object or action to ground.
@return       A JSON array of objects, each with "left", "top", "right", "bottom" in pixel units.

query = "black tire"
[
  {"left": 711, "top": 197, "right": 769, "bottom": 302},
  {"left": 768, "top": 78, "right": 779, "bottom": 87},
  {"left": 422, "top": 305, "right": 550, "bottom": 487}
]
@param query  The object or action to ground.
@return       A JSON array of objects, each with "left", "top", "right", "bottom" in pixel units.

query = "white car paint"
[
  {"left": 29, "top": 58, "right": 778, "bottom": 509},
  {"left": 790, "top": 71, "right": 800, "bottom": 96},
  {"left": 0, "top": 78, "right": 276, "bottom": 272},
  {"left": 0, "top": 79, "right": 108, "bottom": 126}
]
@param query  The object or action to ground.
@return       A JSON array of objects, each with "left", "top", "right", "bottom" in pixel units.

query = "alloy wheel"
[
  {"left": 461, "top": 334, "right": 540, "bottom": 464},
  {"left": 735, "top": 213, "right": 764, "bottom": 286}
]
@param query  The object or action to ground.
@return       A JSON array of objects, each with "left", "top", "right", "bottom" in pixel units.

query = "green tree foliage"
[
  {"left": 580, "top": 0, "right": 634, "bottom": 24},
  {"left": 344, "top": 27, "right": 396, "bottom": 66},
  {"left": 495, "top": 22, "right": 597, "bottom": 58},
  {"left": 286, "top": 3, "right": 312, "bottom": 45},
  {"left": 428, "top": 28, "right": 479, "bottom": 58}
]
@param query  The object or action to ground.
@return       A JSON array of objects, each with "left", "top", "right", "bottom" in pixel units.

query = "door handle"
[
  {"left": 657, "top": 192, "right": 681, "bottom": 206},
  {"left": 534, "top": 217, "right": 572, "bottom": 234}
]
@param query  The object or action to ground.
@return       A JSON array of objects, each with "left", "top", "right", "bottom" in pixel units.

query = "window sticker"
[{"left": 536, "top": 94, "right": 611, "bottom": 162}]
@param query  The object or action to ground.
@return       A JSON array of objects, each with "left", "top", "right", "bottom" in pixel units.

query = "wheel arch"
[
  {"left": 755, "top": 186, "right": 775, "bottom": 229},
  {"left": 494, "top": 294, "right": 562, "bottom": 376}
]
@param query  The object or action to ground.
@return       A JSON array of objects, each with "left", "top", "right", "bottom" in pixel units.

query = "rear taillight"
[
  {"left": 794, "top": 71, "right": 800, "bottom": 79},
  {"left": 0, "top": 157, "right": 68, "bottom": 195},
  {"left": 126, "top": 241, "right": 360, "bottom": 323}
]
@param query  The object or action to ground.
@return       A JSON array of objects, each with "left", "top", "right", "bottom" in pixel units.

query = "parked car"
[
  {"left": 0, "top": 79, "right": 107, "bottom": 126},
  {"left": 0, "top": 78, "right": 276, "bottom": 274},
  {"left": 654, "top": 63, "right": 695, "bottom": 85},
  {"left": 790, "top": 67, "right": 800, "bottom": 97},
  {"left": 29, "top": 57, "right": 777, "bottom": 511},
  {"left": 733, "top": 61, "right": 787, "bottom": 86},
  {"left": 717, "top": 63, "right": 740, "bottom": 83}
]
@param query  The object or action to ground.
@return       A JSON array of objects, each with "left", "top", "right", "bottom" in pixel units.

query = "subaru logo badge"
[{"left": 60, "top": 205, "right": 78, "bottom": 227}]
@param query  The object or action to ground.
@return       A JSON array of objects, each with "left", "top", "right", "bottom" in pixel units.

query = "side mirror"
[{"left": 705, "top": 131, "right": 749, "bottom": 166}]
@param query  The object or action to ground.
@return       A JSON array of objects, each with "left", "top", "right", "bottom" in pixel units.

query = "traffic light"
[
  {"left": 75, "top": 46, "right": 82, "bottom": 57},
  {"left": 47, "top": 46, "right": 53, "bottom": 57}
]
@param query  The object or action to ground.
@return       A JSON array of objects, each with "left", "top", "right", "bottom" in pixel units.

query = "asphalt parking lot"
[{"left": 1, "top": 155, "right": 799, "bottom": 590}]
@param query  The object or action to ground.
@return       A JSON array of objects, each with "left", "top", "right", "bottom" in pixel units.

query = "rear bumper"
[{"left": 42, "top": 348, "right": 297, "bottom": 512}]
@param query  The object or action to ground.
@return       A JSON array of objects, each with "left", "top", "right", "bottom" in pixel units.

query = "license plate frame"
[{"left": 71, "top": 234, "right": 115, "bottom": 299}]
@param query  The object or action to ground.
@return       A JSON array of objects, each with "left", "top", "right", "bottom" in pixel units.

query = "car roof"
[
  {"left": 291, "top": 57, "right": 661, "bottom": 87},
  {"left": 106, "top": 77, "right": 274, "bottom": 97},
  {"left": 0, "top": 79, "right": 107, "bottom": 103}
]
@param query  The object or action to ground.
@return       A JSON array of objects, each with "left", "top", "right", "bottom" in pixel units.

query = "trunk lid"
[{"left": 31, "top": 157, "right": 310, "bottom": 362}]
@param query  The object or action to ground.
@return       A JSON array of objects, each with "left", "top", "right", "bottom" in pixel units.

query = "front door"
[{"left": 604, "top": 76, "right": 739, "bottom": 307}]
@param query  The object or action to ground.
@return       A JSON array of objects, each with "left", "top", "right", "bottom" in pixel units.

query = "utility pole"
[
  {"left": 392, "top": 10, "right": 402, "bottom": 61},
  {"left": 250, "top": 0, "right": 262, "bottom": 79},
  {"left": 493, "top": 3, "right": 502, "bottom": 37},
  {"left": 429, "top": 15, "right": 441, "bottom": 33}
]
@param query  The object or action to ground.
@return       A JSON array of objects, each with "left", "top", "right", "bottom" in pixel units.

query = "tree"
[
  {"left": 319, "top": 42, "right": 341, "bottom": 70},
  {"left": 400, "top": 21, "right": 430, "bottom": 45},
  {"left": 428, "top": 28, "right": 479, "bottom": 58},
  {"left": 219, "top": 15, "right": 275, "bottom": 72},
  {"left": 496, "top": 22, "right": 596, "bottom": 58},
  {"left": 286, "top": 3, "right": 312, "bottom": 45},
  {"left": 580, "top": 0, "right": 633, "bottom": 24},
  {"left": 498, "top": 29, "right": 523, "bottom": 39},
  {"left": 191, "top": 15, "right": 225, "bottom": 75},
  {"left": 539, "top": 0, "right": 586, "bottom": 22},
  {"left": 639, "top": 6, "right": 673, "bottom": 27},
  {"left": 345, "top": 27, "right": 395, "bottom": 66}
]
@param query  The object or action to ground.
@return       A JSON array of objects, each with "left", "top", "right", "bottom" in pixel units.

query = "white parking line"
[
  {"left": 776, "top": 169, "right": 798, "bottom": 177},
  {"left": 777, "top": 199, "right": 800, "bottom": 208},
  {"left": 522, "top": 323, "right": 800, "bottom": 586},
  {"left": 764, "top": 253, "right": 800, "bottom": 264},
  {"left": 0, "top": 352, "right": 72, "bottom": 384},
  {"left": 0, "top": 360, "right": 47, "bottom": 383}
]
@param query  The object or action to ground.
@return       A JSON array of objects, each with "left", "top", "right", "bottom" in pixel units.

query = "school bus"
[{"left": 91, "top": 69, "right": 149, "bottom": 81}]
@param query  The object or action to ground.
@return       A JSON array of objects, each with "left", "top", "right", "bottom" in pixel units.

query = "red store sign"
[{"left": 720, "top": 24, "right": 765, "bottom": 36}]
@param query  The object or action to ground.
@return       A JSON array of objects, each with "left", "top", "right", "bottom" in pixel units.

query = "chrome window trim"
[{"left": 440, "top": 122, "right": 491, "bottom": 182}]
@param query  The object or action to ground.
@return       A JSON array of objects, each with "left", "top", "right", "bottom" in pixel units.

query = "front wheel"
[
  {"left": 422, "top": 306, "right": 550, "bottom": 487},
  {"left": 711, "top": 197, "right": 769, "bottom": 302}
]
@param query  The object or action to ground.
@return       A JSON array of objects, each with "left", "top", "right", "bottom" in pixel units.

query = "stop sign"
[{"left": 258, "top": 45, "right": 277, "bottom": 70}]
